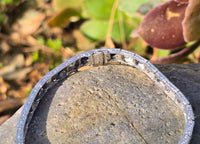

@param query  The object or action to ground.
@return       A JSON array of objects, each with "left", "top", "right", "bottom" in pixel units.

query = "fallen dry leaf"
[
  {"left": 61, "top": 47, "right": 75, "bottom": 61},
  {"left": 17, "top": 9, "right": 45, "bottom": 36},
  {"left": 0, "top": 77, "right": 9, "bottom": 100},
  {"left": 73, "top": 30, "right": 95, "bottom": 51},
  {"left": 0, "top": 98, "right": 26, "bottom": 114}
]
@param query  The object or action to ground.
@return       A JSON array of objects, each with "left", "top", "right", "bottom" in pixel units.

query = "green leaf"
[
  {"left": 54, "top": 0, "right": 84, "bottom": 10},
  {"left": 48, "top": 8, "right": 81, "bottom": 28},
  {"left": 128, "top": 37, "right": 147, "bottom": 55},
  {"left": 111, "top": 11, "right": 141, "bottom": 43},
  {"left": 37, "top": 36, "right": 45, "bottom": 45},
  {"left": 111, "top": 21, "right": 134, "bottom": 43},
  {"left": 46, "top": 39, "right": 62, "bottom": 52},
  {"left": 157, "top": 49, "right": 171, "bottom": 58},
  {"left": 81, "top": 12, "right": 141, "bottom": 43},
  {"left": 1, "top": 0, "right": 21, "bottom": 5},
  {"left": 84, "top": 0, "right": 115, "bottom": 19},
  {"left": 0, "top": 62, "right": 3, "bottom": 68},
  {"left": 119, "top": 0, "right": 149, "bottom": 17},
  {"left": 81, "top": 20, "right": 109, "bottom": 41},
  {"left": 1, "top": 0, "right": 13, "bottom": 4},
  {"left": 32, "top": 51, "right": 39, "bottom": 62}
]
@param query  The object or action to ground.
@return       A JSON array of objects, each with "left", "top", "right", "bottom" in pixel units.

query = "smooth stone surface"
[
  {"left": 25, "top": 65, "right": 184, "bottom": 144},
  {"left": 0, "top": 106, "right": 23, "bottom": 144},
  {"left": 0, "top": 63, "right": 199, "bottom": 144}
]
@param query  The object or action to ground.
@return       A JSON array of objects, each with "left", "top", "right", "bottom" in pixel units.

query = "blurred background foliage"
[{"left": 0, "top": 0, "right": 200, "bottom": 125}]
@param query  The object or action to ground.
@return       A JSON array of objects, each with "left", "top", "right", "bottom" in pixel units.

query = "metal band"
[{"left": 16, "top": 48, "right": 194, "bottom": 144}]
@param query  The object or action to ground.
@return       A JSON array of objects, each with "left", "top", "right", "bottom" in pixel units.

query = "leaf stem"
[
  {"left": 105, "top": 0, "right": 119, "bottom": 48},
  {"left": 150, "top": 40, "right": 200, "bottom": 64},
  {"left": 118, "top": 10, "right": 127, "bottom": 49},
  {"left": 151, "top": 48, "right": 158, "bottom": 60}
]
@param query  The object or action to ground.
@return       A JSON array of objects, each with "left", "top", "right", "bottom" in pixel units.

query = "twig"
[
  {"left": 0, "top": 98, "right": 26, "bottom": 114},
  {"left": 104, "top": 0, "right": 119, "bottom": 48},
  {"left": 150, "top": 40, "right": 200, "bottom": 64}
]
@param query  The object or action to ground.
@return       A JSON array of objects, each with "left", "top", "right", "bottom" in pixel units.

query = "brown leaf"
[
  {"left": 60, "top": 47, "right": 75, "bottom": 60},
  {"left": 139, "top": 1, "right": 187, "bottom": 49},
  {"left": 28, "top": 70, "right": 43, "bottom": 84},
  {"left": 0, "top": 98, "right": 26, "bottom": 114},
  {"left": 0, "top": 77, "right": 9, "bottom": 100},
  {"left": 182, "top": 0, "right": 200, "bottom": 42},
  {"left": 73, "top": 30, "right": 95, "bottom": 51},
  {"left": 17, "top": 9, "right": 45, "bottom": 36}
]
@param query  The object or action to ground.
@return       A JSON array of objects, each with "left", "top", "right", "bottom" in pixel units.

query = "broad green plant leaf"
[
  {"left": 81, "top": 20, "right": 109, "bottom": 41},
  {"left": 53, "top": 0, "right": 84, "bottom": 10},
  {"left": 112, "top": 11, "right": 141, "bottom": 43},
  {"left": 84, "top": 0, "right": 115, "bottom": 19},
  {"left": 81, "top": 12, "right": 140, "bottom": 43},
  {"left": 119, "top": 0, "right": 149, "bottom": 17},
  {"left": 47, "top": 8, "right": 80, "bottom": 28},
  {"left": 111, "top": 20, "right": 135, "bottom": 43}
]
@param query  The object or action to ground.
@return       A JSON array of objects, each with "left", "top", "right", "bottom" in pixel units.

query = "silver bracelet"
[{"left": 16, "top": 48, "right": 194, "bottom": 144}]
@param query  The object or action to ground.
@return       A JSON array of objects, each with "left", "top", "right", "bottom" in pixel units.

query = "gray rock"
[
  {"left": 0, "top": 106, "right": 23, "bottom": 144},
  {"left": 0, "top": 54, "right": 24, "bottom": 76},
  {"left": 156, "top": 64, "right": 200, "bottom": 144},
  {"left": 3, "top": 67, "right": 32, "bottom": 80},
  {"left": 0, "top": 63, "right": 199, "bottom": 144}
]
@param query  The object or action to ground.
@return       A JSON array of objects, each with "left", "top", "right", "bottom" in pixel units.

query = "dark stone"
[{"left": 156, "top": 64, "right": 200, "bottom": 144}]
